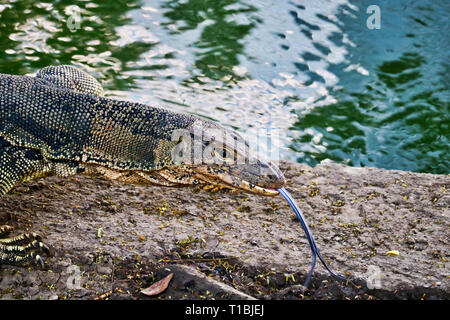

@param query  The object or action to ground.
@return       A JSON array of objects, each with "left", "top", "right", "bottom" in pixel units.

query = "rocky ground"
[{"left": 0, "top": 161, "right": 448, "bottom": 300}]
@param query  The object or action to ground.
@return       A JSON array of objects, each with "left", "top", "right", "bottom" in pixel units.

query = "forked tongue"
[{"left": 278, "top": 188, "right": 346, "bottom": 289}]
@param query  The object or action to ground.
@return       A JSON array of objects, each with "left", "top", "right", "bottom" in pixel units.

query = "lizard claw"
[
  {"left": 0, "top": 225, "right": 50, "bottom": 268},
  {"left": 30, "top": 252, "right": 45, "bottom": 269}
]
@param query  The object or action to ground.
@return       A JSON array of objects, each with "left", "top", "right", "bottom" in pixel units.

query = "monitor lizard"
[{"left": 0, "top": 65, "right": 286, "bottom": 267}]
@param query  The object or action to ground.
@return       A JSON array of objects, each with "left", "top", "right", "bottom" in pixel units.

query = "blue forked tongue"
[{"left": 278, "top": 187, "right": 346, "bottom": 289}]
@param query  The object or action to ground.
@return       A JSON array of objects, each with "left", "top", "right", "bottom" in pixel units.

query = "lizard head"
[{"left": 157, "top": 119, "right": 286, "bottom": 196}]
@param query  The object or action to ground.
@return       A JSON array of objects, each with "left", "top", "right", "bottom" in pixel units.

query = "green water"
[{"left": 0, "top": 0, "right": 448, "bottom": 174}]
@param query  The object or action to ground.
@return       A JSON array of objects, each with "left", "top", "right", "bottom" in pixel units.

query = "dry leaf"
[
  {"left": 158, "top": 222, "right": 172, "bottom": 229},
  {"left": 141, "top": 273, "right": 173, "bottom": 296},
  {"left": 386, "top": 250, "right": 400, "bottom": 256}
]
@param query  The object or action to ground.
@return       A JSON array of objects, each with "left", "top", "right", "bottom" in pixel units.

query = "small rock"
[
  {"left": 97, "top": 266, "right": 112, "bottom": 275},
  {"left": 28, "top": 286, "right": 40, "bottom": 297}
]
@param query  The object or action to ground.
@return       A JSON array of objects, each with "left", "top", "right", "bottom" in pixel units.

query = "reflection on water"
[
  {"left": 290, "top": 1, "right": 449, "bottom": 174},
  {"left": 0, "top": 0, "right": 448, "bottom": 174},
  {"left": 163, "top": 0, "right": 258, "bottom": 81}
]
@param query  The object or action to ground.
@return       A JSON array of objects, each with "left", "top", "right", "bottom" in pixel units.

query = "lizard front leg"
[
  {"left": 0, "top": 225, "right": 49, "bottom": 267},
  {"left": 0, "top": 144, "right": 52, "bottom": 268}
]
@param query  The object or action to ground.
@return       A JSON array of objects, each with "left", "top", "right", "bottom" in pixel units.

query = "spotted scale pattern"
[{"left": 0, "top": 65, "right": 197, "bottom": 266}]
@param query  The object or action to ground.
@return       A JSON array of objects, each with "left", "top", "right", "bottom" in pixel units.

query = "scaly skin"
[{"left": 0, "top": 65, "right": 286, "bottom": 267}]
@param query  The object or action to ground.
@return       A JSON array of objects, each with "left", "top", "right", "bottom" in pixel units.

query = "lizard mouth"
[
  {"left": 191, "top": 166, "right": 281, "bottom": 196},
  {"left": 151, "top": 163, "right": 284, "bottom": 196},
  {"left": 196, "top": 173, "right": 279, "bottom": 196}
]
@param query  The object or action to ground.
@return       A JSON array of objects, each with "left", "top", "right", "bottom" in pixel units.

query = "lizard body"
[{"left": 0, "top": 65, "right": 285, "bottom": 266}]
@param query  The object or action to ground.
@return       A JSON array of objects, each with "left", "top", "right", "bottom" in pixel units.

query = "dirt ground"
[{"left": 0, "top": 161, "right": 448, "bottom": 300}]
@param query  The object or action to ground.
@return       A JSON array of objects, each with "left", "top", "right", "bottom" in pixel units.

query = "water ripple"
[{"left": 0, "top": 0, "right": 447, "bottom": 173}]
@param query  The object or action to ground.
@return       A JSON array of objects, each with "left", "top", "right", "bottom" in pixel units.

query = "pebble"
[{"left": 97, "top": 266, "right": 113, "bottom": 275}]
